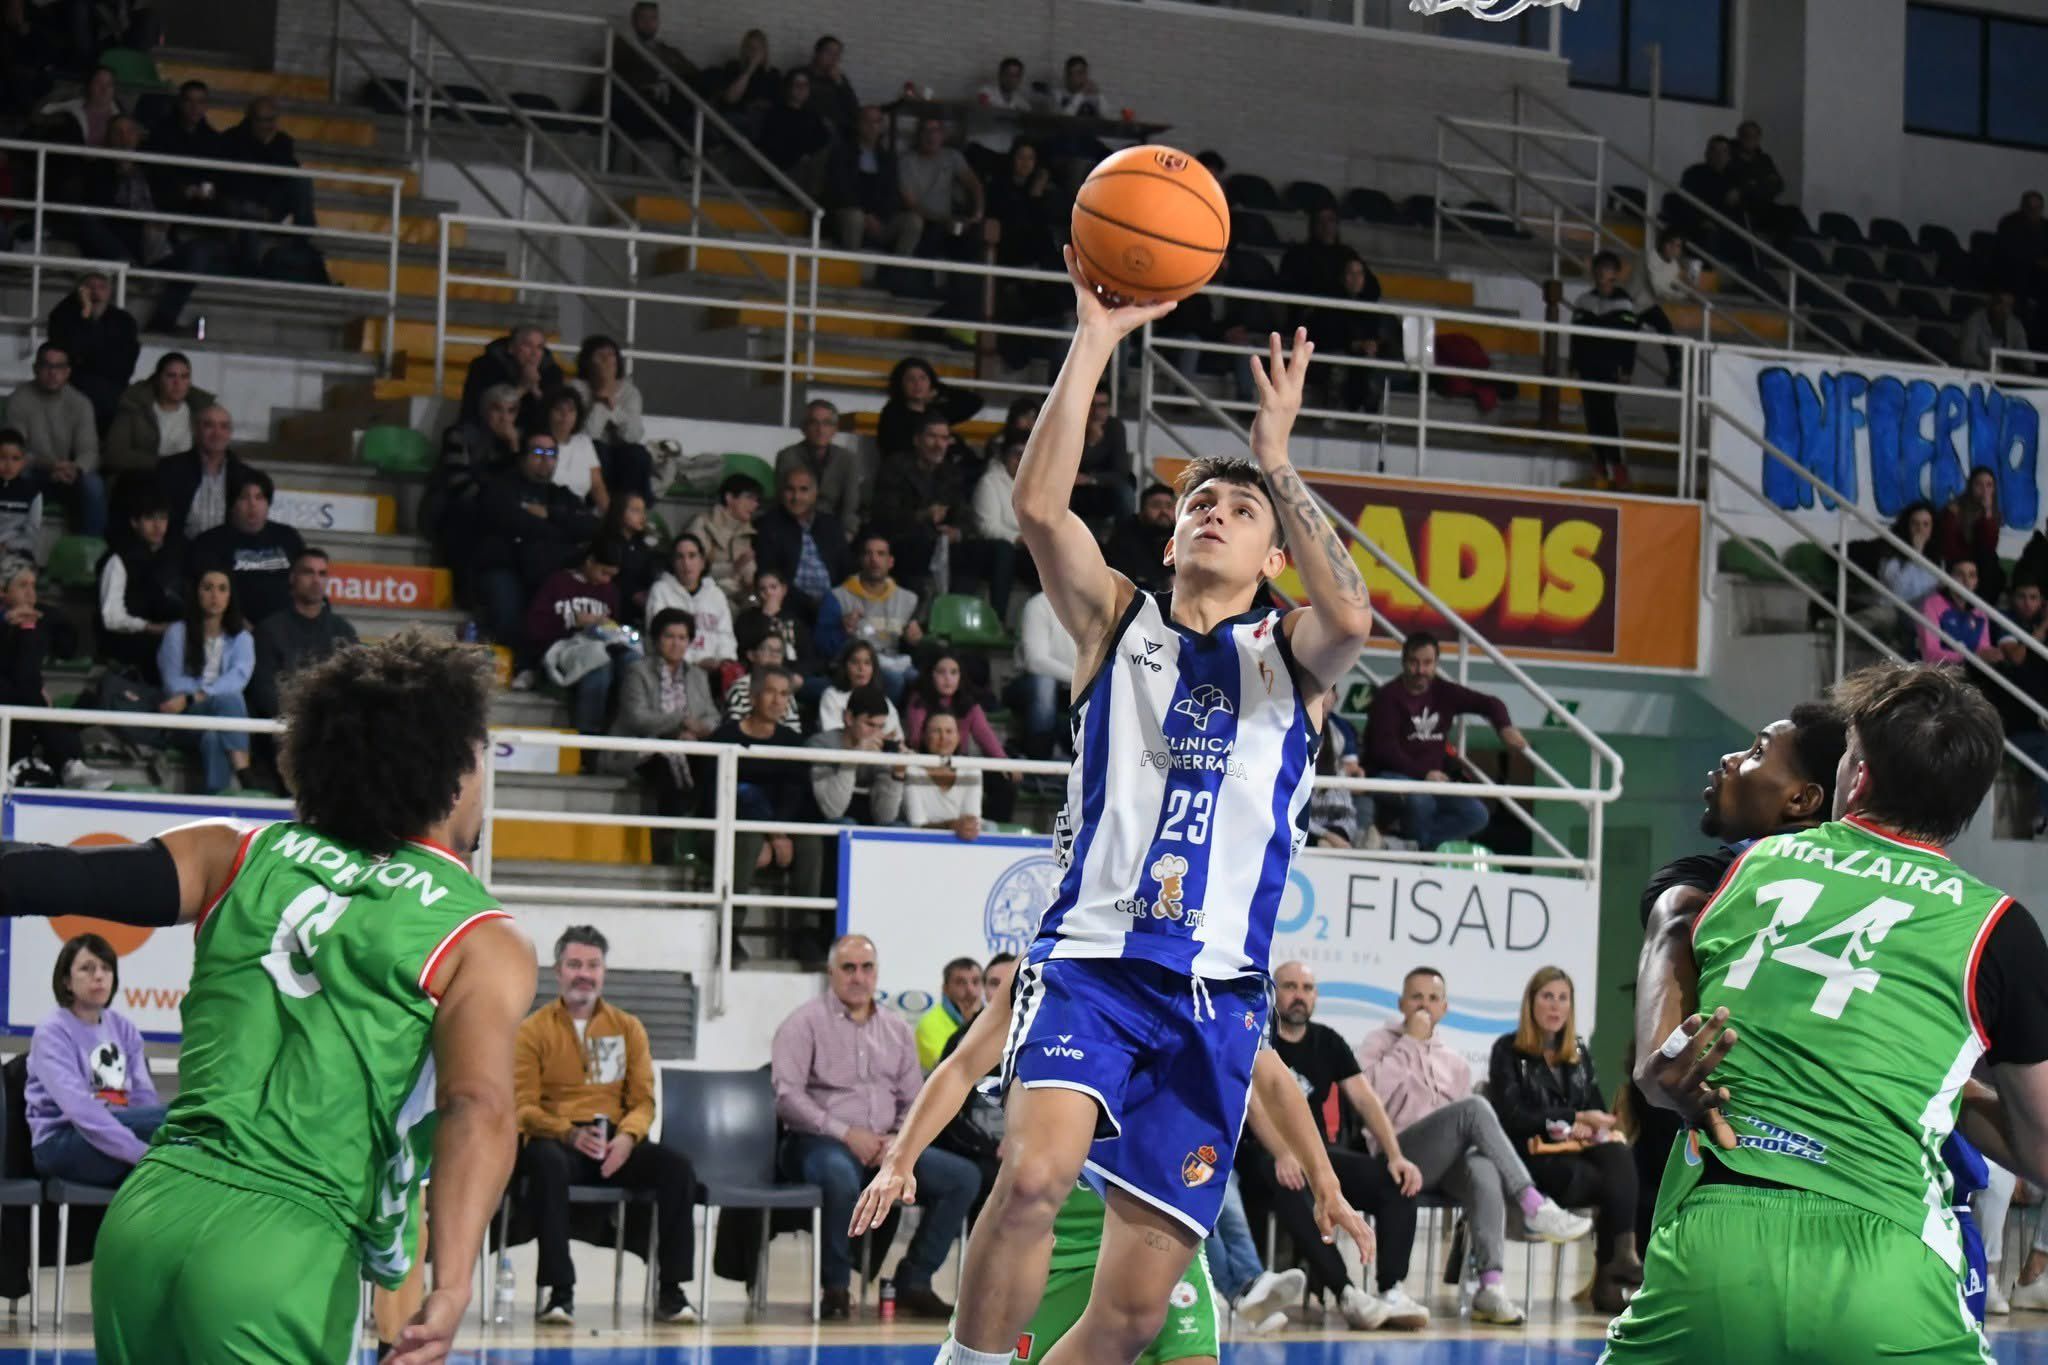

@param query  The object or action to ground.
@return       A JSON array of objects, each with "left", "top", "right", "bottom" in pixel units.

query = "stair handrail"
[{"left": 1513, "top": 83, "right": 1942, "bottom": 368}]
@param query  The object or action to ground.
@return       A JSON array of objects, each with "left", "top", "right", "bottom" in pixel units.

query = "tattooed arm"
[{"left": 1250, "top": 328, "right": 1374, "bottom": 699}]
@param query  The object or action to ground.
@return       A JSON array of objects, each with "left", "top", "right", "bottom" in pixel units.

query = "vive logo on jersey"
[
  {"left": 1181, "top": 1144, "right": 1219, "bottom": 1188},
  {"left": 1174, "top": 684, "right": 1233, "bottom": 731},
  {"left": 1734, "top": 1114, "right": 1828, "bottom": 1164},
  {"left": 1129, "top": 638, "right": 1166, "bottom": 673},
  {"left": 1040, "top": 1034, "right": 1087, "bottom": 1062}
]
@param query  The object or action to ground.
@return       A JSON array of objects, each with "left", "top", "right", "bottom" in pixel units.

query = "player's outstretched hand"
[
  {"left": 1065, "top": 246, "right": 1177, "bottom": 342},
  {"left": 1644, "top": 1007, "right": 1740, "bottom": 1150},
  {"left": 850, "top": 1161, "right": 918, "bottom": 1236},
  {"left": 1248, "top": 327, "right": 1313, "bottom": 464},
  {"left": 1312, "top": 1179, "right": 1375, "bottom": 1263},
  {"left": 386, "top": 1286, "right": 468, "bottom": 1365}
]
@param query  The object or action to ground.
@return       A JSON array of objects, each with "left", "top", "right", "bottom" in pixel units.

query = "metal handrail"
[{"left": 1513, "top": 83, "right": 1942, "bottom": 367}]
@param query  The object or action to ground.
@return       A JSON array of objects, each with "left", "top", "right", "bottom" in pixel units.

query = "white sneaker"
[
  {"left": 1236, "top": 1267, "right": 1305, "bottom": 1327},
  {"left": 1245, "top": 1306, "right": 1288, "bottom": 1334},
  {"left": 510, "top": 669, "right": 537, "bottom": 691},
  {"left": 61, "top": 758, "right": 112, "bottom": 790},
  {"left": 1524, "top": 1198, "right": 1594, "bottom": 1242},
  {"left": 1339, "top": 1284, "right": 1391, "bottom": 1330},
  {"left": 1988, "top": 1279, "right": 2011, "bottom": 1316},
  {"left": 1376, "top": 1284, "right": 1431, "bottom": 1330},
  {"left": 2010, "top": 1274, "right": 2048, "bottom": 1312},
  {"left": 1470, "top": 1283, "right": 1526, "bottom": 1324}
]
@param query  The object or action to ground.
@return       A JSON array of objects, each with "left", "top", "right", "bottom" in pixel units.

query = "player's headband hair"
[{"left": 1172, "top": 457, "right": 1285, "bottom": 551}]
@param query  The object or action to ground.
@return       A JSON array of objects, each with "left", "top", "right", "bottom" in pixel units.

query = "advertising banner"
[
  {"left": 2, "top": 792, "right": 287, "bottom": 1039},
  {"left": 272, "top": 489, "right": 395, "bottom": 536},
  {"left": 1709, "top": 350, "right": 2043, "bottom": 555},
  {"left": 323, "top": 563, "right": 454, "bottom": 612},
  {"left": 839, "top": 831, "right": 1597, "bottom": 1073}
]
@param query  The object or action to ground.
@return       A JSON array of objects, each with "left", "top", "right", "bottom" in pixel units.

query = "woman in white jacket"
[{"left": 643, "top": 533, "right": 736, "bottom": 675}]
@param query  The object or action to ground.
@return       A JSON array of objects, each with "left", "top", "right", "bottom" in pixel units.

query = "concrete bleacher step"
[
  {"left": 654, "top": 242, "right": 861, "bottom": 290},
  {"left": 156, "top": 56, "right": 332, "bottom": 104},
  {"left": 326, "top": 245, "right": 516, "bottom": 302},
  {"left": 626, "top": 193, "right": 811, "bottom": 238},
  {"left": 315, "top": 195, "right": 469, "bottom": 248}
]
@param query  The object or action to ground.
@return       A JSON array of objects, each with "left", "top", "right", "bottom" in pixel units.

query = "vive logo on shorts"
[
  {"left": 1040, "top": 1034, "right": 1086, "bottom": 1062},
  {"left": 1734, "top": 1114, "right": 1828, "bottom": 1164},
  {"left": 1181, "top": 1143, "right": 1219, "bottom": 1188}
]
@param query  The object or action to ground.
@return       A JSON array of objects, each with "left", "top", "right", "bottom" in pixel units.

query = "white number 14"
[{"left": 1722, "top": 877, "right": 1917, "bottom": 1019}]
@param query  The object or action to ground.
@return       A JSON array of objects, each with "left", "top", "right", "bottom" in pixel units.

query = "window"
[
  {"left": 1905, "top": 3, "right": 2048, "bottom": 151},
  {"left": 1437, "top": 0, "right": 1728, "bottom": 103}
]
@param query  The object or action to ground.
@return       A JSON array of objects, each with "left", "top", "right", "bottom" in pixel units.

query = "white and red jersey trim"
[{"left": 418, "top": 908, "right": 513, "bottom": 1002}]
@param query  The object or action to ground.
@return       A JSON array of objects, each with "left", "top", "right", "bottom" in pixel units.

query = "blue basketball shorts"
[
  {"left": 1001, "top": 955, "right": 1268, "bottom": 1237},
  {"left": 1957, "top": 1207, "right": 1986, "bottom": 1325}
]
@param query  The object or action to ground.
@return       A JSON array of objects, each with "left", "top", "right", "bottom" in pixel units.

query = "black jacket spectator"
[
  {"left": 476, "top": 465, "right": 597, "bottom": 588},
  {"left": 804, "top": 41, "right": 859, "bottom": 135},
  {"left": 146, "top": 95, "right": 227, "bottom": 210},
  {"left": 190, "top": 516, "right": 307, "bottom": 625},
  {"left": 1487, "top": 1033, "right": 1607, "bottom": 1146},
  {"left": 1996, "top": 195, "right": 2048, "bottom": 299},
  {"left": 0, "top": 595, "right": 86, "bottom": 773},
  {"left": 1280, "top": 208, "right": 1358, "bottom": 299},
  {"left": 754, "top": 503, "right": 851, "bottom": 619},
  {"left": 460, "top": 330, "right": 564, "bottom": 428},
  {"left": 1675, "top": 140, "right": 1738, "bottom": 235},
  {"left": 984, "top": 144, "right": 1062, "bottom": 269},
  {"left": 95, "top": 535, "right": 185, "bottom": 681},
  {"left": 877, "top": 361, "right": 983, "bottom": 459},
  {"left": 253, "top": 601, "right": 357, "bottom": 695},
  {"left": 46, "top": 285, "right": 139, "bottom": 431},
  {"left": 757, "top": 73, "right": 830, "bottom": 175},
  {"left": 822, "top": 128, "right": 899, "bottom": 221},
  {"left": 1104, "top": 509, "right": 1172, "bottom": 595},
  {"left": 155, "top": 447, "right": 257, "bottom": 546},
  {"left": 874, "top": 450, "right": 968, "bottom": 543}
]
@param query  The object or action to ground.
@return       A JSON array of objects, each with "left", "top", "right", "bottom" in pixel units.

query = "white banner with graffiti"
[
  {"left": 1709, "top": 350, "right": 2043, "bottom": 555},
  {"left": 839, "top": 831, "right": 1599, "bottom": 1073}
]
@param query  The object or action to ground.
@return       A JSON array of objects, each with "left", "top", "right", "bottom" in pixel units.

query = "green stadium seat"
[
  {"left": 99, "top": 48, "right": 164, "bottom": 89},
  {"left": 1781, "top": 541, "right": 1837, "bottom": 592},
  {"left": 44, "top": 535, "right": 106, "bottom": 590},
  {"left": 719, "top": 452, "right": 776, "bottom": 497},
  {"left": 1716, "top": 538, "right": 1780, "bottom": 582},
  {"left": 927, "top": 594, "right": 1012, "bottom": 650},
  {"left": 359, "top": 424, "right": 434, "bottom": 476},
  {"left": 1435, "top": 840, "right": 1494, "bottom": 872}
]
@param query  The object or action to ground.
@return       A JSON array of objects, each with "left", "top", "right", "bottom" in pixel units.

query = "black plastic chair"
[
  {"left": 559, "top": 1181, "right": 659, "bottom": 1316},
  {"left": 1608, "top": 185, "right": 1647, "bottom": 219},
  {"left": 1950, "top": 292, "right": 1985, "bottom": 324},
  {"left": 1401, "top": 194, "right": 1437, "bottom": 228},
  {"left": 1869, "top": 217, "right": 1915, "bottom": 252},
  {"left": 43, "top": 1177, "right": 115, "bottom": 1327},
  {"left": 1845, "top": 280, "right": 1894, "bottom": 317},
  {"left": 1230, "top": 209, "right": 1283, "bottom": 250},
  {"left": 1810, "top": 313, "right": 1861, "bottom": 354},
  {"left": 1890, "top": 252, "right": 1938, "bottom": 289},
  {"left": 1284, "top": 180, "right": 1337, "bottom": 217},
  {"left": 510, "top": 91, "right": 586, "bottom": 135},
  {"left": 1834, "top": 246, "right": 1884, "bottom": 281},
  {"left": 1817, "top": 211, "right": 1865, "bottom": 245},
  {"left": 1917, "top": 326, "right": 1960, "bottom": 366},
  {"left": 1223, "top": 174, "right": 1282, "bottom": 211},
  {"left": 658, "top": 1068, "right": 823, "bottom": 1322},
  {"left": 1343, "top": 187, "right": 1400, "bottom": 224},
  {"left": 1225, "top": 248, "right": 1279, "bottom": 291},
  {"left": 1899, "top": 288, "right": 1948, "bottom": 323},
  {"left": 1938, "top": 251, "right": 1987, "bottom": 293},
  {"left": 1780, "top": 238, "right": 1830, "bottom": 276},
  {"left": 0, "top": 1057, "right": 41, "bottom": 1330},
  {"left": 1919, "top": 223, "right": 1964, "bottom": 258}
]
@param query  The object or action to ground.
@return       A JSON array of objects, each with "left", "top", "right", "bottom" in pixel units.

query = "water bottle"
[
  {"left": 879, "top": 1277, "right": 896, "bottom": 1323},
  {"left": 492, "top": 1252, "right": 516, "bottom": 1324}
]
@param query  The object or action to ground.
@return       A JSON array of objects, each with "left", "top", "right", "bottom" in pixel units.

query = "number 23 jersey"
[
  {"left": 1036, "top": 592, "right": 1318, "bottom": 981},
  {"left": 1672, "top": 814, "right": 2048, "bottom": 1270}
]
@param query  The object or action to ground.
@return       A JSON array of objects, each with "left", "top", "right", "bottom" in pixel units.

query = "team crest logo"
[
  {"left": 1174, "top": 684, "right": 1233, "bottom": 731},
  {"left": 1168, "top": 1281, "right": 1199, "bottom": 1309},
  {"left": 1153, "top": 150, "right": 1189, "bottom": 172},
  {"left": 1181, "top": 1144, "right": 1219, "bottom": 1187},
  {"left": 1150, "top": 853, "right": 1190, "bottom": 920},
  {"left": 985, "top": 855, "right": 1064, "bottom": 957},
  {"left": 1243, "top": 1010, "right": 1257, "bottom": 1031},
  {"left": 1016, "top": 1333, "right": 1036, "bottom": 1360}
]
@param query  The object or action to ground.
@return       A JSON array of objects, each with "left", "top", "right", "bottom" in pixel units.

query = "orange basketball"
[{"left": 1071, "top": 145, "right": 1230, "bottom": 304}]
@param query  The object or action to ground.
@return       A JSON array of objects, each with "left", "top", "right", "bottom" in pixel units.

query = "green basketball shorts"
[
  {"left": 1600, "top": 1184, "right": 1991, "bottom": 1365},
  {"left": 1013, "top": 1254, "right": 1219, "bottom": 1365},
  {"left": 93, "top": 1157, "right": 362, "bottom": 1365}
]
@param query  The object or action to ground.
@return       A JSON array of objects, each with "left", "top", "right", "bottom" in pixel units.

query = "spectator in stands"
[
  {"left": 1626, "top": 228, "right": 1687, "bottom": 386},
  {"left": 105, "top": 351, "right": 209, "bottom": 476},
  {"left": 1307, "top": 685, "right": 1374, "bottom": 850},
  {"left": 822, "top": 104, "right": 907, "bottom": 262},
  {"left": 874, "top": 414, "right": 968, "bottom": 593},
  {"left": 687, "top": 472, "right": 760, "bottom": 599},
  {"left": 1005, "top": 589, "right": 1073, "bottom": 761},
  {"left": 757, "top": 464, "right": 852, "bottom": 624},
  {"left": 1961, "top": 290, "right": 2029, "bottom": 373},
  {"left": 1994, "top": 191, "right": 2046, "bottom": 304},
  {"left": 712, "top": 665, "right": 823, "bottom": 911},
  {"left": 26, "top": 932, "right": 163, "bottom": 1185},
  {"left": 907, "top": 648, "right": 1015, "bottom": 821},
  {"left": 156, "top": 567, "right": 255, "bottom": 794},
  {"left": 984, "top": 138, "right": 1060, "bottom": 270},
  {"left": 473, "top": 431, "right": 598, "bottom": 669},
  {"left": 77, "top": 114, "right": 228, "bottom": 337},
  {"left": 7, "top": 340, "right": 107, "bottom": 535},
  {"left": 1918, "top": 558, "right": 2000, "bottom": 667},
  {"left": 0, "top": 556, "right": 107, "bottom": 787},
  {"left": 46, "top": 271, "right": 137, "bottom": 431},
  {"left": 250, "top": 547, "right": 356, "bottom": 718},
  {"left": 967, "top": 435, "right": 1029, "bottom": 617},
  {"left": 0, "top": 0, "right": 58, "bottom": 118},
  {"left": 808, "top": 682, "right": 905, "bottom": 829},
  {"left": 803, "top": 35, "right": 857, "bottom": 136},
  {"left": 1281, "top": 206, "right": 1358, "bottom": 298},
  {"left": 1365, "top": 631, "right": 1528, "bottom": 851},
  {"left": 0, "top": 430, "right": 43, "bottom": 563},
  {"left": 154, "top": 403, "right": 252, "bottom": 544},
  {"left": 613, "top": 605, "right": 719, "bottom": 841},
  {"left": 709, "top": 27, "right": 777, "bottom": 137},
  {"left": 221, "top": 96, "right": 320, "bottom": 246},
  {"left": 1241, "top": 962, "right": 1427, "bottom": 1331},
  {"left": 433, "top": 381, "right": 521, "bottom": 575},
  {"left": 1939, "top": 468, "right": 2007, "bottom": 603},
  {"left": 190, "top": 466, "right": 306, "bottom": 624},
  {"left": 1997, "top": 578, "right": 2048, "bottom": 837},
  {"left": 1881, "top": 500, "right": 1941, "bottom": 626},
  {"left": 1356, "top": 966, "right": 1592, "bottom": 1326},
  {"left": 892, "top": 117, "right": 987, "bottom": 299},
  {"left": 599, "top": 492, "right": 660, "bottom": 624},
  {"left": 878, "top": 358, "right": 982, "bottom": 462},
  {"left": 759, "top": 69, "right": 831, "bottom": 185},
  {"left": 612, "top": 0, "right": 701, "bottom": 148},
  {"left": 516, "top": 926, "right": 699, "bottom": 1326},
  {"left": 1675, "top": 136, "right": 1739, "bottom": 242},
  {"left": 1307, "top": 256, "right": 1393, "bottom": 416},
  {"left": 1570, "top": 251, "right": 1639, "bottom": 488},
  {"left": 44, "top": 64, "right": 123, "bottom": 145},
  {"left": 983, "top": 397, "right": 1037, "bottom": 468},
  {"left": 915, "top": 956, "right": 983, "bottom": 1071},
  {"left": 1073, "top": 388, "right": 1134, "bottom": 521},
  {"left": 461, "top": 324, "right": 563, "bottom": 428},
  {"left": 818, "top": 639, "right": 905, "bottom": 742},
  {"left": 569, "top": 334, "right": 654, "bottom": 503},
  {"left": 1728, "top": 120, "right": 1785, "bottom": 219},
  {"left": 1104, "top": 481, "right": 1175, "bottom": 595},
  {"left": 820, "top": 537, "right": 922, "bottom": 698},
  {"left": 775, "top": 400, "right": 862, "bottom": 533},
  {"left": 146, "top": 80, "right": 225, "bottom": 212},
  {"left": 738, "top": 568, "right": 818, "bottom": 680},
  {"left": 645, "top": 532, "right": 736, "bottom": 675},
  {"left": 903, "top": 711, "right": 983, "bottom": 842},
  {"left": 527, "top": 537, "right": 629, "bottom": 737},
  {"left": 1055, "top": 54, "right": 1108, "bottom": 118},
  {"left": 95, "top": 484, "right": 184, "bottom": 682},
  {"left": 773, "top": 934, "right": 977, "bottom": 1318},
  {"left": 968, "top": 58, "right": 1036, "bottom": 175},
  {"left": 538, "top": 384, "right": 608, "bottom": 515},
  {"left": 721, "top": 616, "right": 801, "bottom": 732}
]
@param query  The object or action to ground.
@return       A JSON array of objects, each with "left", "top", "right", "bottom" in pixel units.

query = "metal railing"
[
  {"left": 0, "top": 705, "right": 1616, "bottom": 1017},
  {"left": 0, "top": 252, "right": 130, "bottom": 331},
  {"left": 0, "top": 138, "right": 403, "bottom": 367},
  {"left": 1989, "top": 346, "right": 2048, "bottom": 387}
]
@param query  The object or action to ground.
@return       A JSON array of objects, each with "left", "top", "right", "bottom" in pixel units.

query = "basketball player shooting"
[
  {"left": 0, "top": 633, "right": 536, "bottom": 1365},
  {"left": 926, "top": 248, "right": 1375, "bottom": 1365}
]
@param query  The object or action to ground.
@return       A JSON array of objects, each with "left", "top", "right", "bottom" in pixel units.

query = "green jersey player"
[
  {"left": 0, "top": 633, "right": 536, "bottom": 1365},
  {"left": 1617, "top": 662, "right": 2048, "bottom": 1363}
]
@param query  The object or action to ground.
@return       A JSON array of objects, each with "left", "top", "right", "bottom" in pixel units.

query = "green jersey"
[
  {"left": 1661, "top": 816, "right": 2010, "bottom": 1272},
  {"left": 149, "top": 822, "right": 508, "bottom": 1289},
  {"left": 1048, "top": 1183, "right": 1108, "bottom": 1271}
]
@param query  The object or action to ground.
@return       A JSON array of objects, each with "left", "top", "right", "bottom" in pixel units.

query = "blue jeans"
[
  {"left": 1204, "top": 1172, "right": 1263, "bottom": 1300},
  {"left": 569, "top": 657, "right": 631, "bottom": 735},
  {"left": 2012, "top": 730, "right": 2048, "bottom": 815},
  {"left": 39, "top": 466, "right": 105, "bottom": 537},
  {"left": 783, "top": 1132, "right": 978, "bottom": 1291},
  {"left": 1373, "top": 770, "right": 1488, "bottom": 851},
  {"left": 476, "top": 568, "right": 529, "bottom": 659},
  {"left": 1004, "top": 671, "right": 1066, "bottom": 759},
  {"left": 31, "top": 1103, "right": 168, "bottom": 1185},
  {"left": 189, "top": 692, "right": 249, "bottom": 792}
]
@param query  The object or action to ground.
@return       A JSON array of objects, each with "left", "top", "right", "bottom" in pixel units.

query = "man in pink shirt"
[
  {"left": 772, "top": 933, "right": 979, "bottom": 1320},
  {"left": 1355, "top": 967, "right": 1592, "bottom": 1324}
]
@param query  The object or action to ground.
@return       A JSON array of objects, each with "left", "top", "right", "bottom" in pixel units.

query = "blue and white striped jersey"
[{"left": 1036, "top": 591, "right": 1319, "bottom": 981}]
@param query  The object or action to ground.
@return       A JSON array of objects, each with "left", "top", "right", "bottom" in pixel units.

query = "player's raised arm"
[
  {"left": 1013, "top": 247, "right": 1175, "bottom": 654},
  {"left": 1252, "top": 329, "right": 1373, "bottom": 693},
  {"left": 0, "top": 819, "right": 249, "bottom": 926}
]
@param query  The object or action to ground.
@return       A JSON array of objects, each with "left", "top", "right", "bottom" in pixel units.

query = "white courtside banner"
[
  {"left": 838, "top": 830, "right": 1598, "bottom": 1073},
  {"left": 271, "top": 489, "right": 391, "bottom": 536},
  {"left": 2, "top": 792, "right": 289, "bottom": 1040},
  {"left": 1709, "top": 350, "right": 2042, "bottom": 555}
]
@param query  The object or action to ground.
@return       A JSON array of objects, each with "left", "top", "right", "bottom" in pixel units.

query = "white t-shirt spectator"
[
  {"left": 644, "top": 573, "right": 736, "bottom": 666},
  {"left": 900, "top": 146, "right": 971, "bottom": 222},
  {"left": 971, "top": 84, "right": 1036, "bottom": 153},
  {"left": 971, "top": 459, "right": 1021, "bottom": 543},
  {"left": 1015, "top": 591, "right": 1077, "bottom": 681},
  {"left": 902, "top": 767, "right": 982, "bottom": 828},
  {"left": 553, "top": 432, "right": 604, "bottom": 503},
  {"left": 157, "top": 403, "right": 191, "bottom": 457},
  {"left": 818, "top": 687, "right": 904, "bottom": 742}
]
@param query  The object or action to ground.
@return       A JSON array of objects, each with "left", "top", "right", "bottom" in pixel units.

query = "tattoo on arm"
[{"left": 1266, "top": 463, "right": 1367, "bottom": 611}]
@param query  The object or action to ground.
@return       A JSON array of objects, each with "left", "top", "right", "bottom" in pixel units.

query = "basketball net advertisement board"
[
  {"left": 838, "top": 830, "right": 1598, "bottom": 1073},
  {"left": 2, "top": 792, "right": 288, "bottom": 1041}
]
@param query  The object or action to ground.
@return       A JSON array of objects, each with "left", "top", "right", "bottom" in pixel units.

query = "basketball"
[{"left": 1070, "top": 145, "right": 1230, "bottom": 304}]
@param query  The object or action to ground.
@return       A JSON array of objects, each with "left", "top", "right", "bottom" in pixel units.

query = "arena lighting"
[{"left": 1410, "top": 0, "right": 1580, "bottom": 19}]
